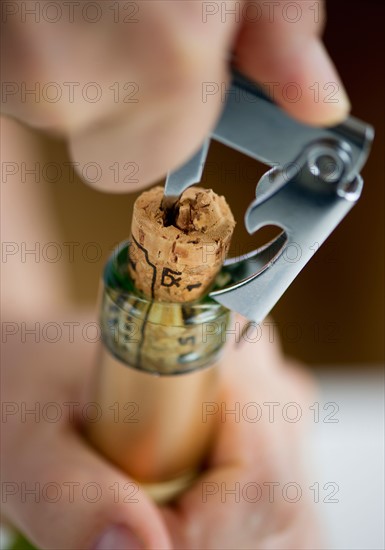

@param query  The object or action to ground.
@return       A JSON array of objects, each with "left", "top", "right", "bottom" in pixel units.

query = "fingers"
[
  {"left": 2, "top": 427, "right": 172, "bottom": 549},
  {"left": 235, "top": 0, "right": 351, "bottom": 125},
  {"left": 2, "top": 0, "right": 351, "bottom": 195},
  {"left": 1, "top": 324, "right": 172, "bottom": 550},
  {"left": 67, "top": 2, "right": 238, "bottom": 192},
  {"left": 161, "top": 330, "right": 320, "bottom": 548},
  {"left": 2, "top": 1, "right": 239, "bottom": 192},
  {"left": 210, "top": 322, "right": 316, "bottom": 469},
  {"left": 162, "top": 465, "right": 321, "bottom": 550}
]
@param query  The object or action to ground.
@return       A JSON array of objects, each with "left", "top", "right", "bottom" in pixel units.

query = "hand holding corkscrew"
[{"left": 164, "top": 70, "right": 373, "bottom": 322}]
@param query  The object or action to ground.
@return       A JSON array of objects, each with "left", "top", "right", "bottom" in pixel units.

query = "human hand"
[
  {"left": 1, "top": 311, "right": 172, "bottom": 549},
  {"left": 1, "top": 0, "right": 350, "bottom": 192},
  {"left": 2, "top": 3, "right": 338, "bottom": 547},
  {"left": 161, "top": 318, "right": 320, "bottom": 549},
  {"left": 1, "top": 313, "right": 319, "bottom": 549}
]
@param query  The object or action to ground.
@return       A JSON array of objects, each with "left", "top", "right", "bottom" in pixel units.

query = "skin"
[{"left": 1, "top": 1, "right": 348, "bottom": 548}]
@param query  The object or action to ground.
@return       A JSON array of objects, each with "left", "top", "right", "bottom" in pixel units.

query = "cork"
[{"left": 128, "top": 186, "right": 235, "bottom": 302}]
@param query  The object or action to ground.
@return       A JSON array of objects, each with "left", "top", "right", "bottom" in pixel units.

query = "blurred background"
[{"left": 34, "top": 0, "right": 384, "bottom": 368}]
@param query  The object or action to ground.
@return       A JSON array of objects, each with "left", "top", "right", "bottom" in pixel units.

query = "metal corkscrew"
[{"left": 163, "top": 70, "right": 374, "bottom": 322}]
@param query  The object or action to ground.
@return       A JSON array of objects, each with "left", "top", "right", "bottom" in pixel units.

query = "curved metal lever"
[
  {"left": 164, "top": 70, "right": 374, "bottom": 207},
  {"left": 163, "top": 70, "right": 374, "bottom": 322},
  {"left": 209, "top": 141, "right": 363, "bottom": 321}
]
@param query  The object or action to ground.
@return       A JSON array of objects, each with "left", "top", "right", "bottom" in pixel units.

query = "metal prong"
[
  {"left": 162, "top": 139, "right": 210, "bottom": 212},
  {"left": 161, "top": 194, "right": 179, "bottom": 214}
]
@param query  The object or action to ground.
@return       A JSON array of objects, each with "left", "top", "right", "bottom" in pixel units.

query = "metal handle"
[
  {"left": 210, "top": 140, "right": 363, "bottom": 321},
  {"left": 163, "top": 70, "right": 374, "bottom": 321}
]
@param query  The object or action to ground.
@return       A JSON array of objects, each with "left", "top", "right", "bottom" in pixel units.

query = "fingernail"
[
  {"left": 307, "top": 40, "right": 351, "bottom": 115},
  {"left": 92, "top": 524, "right": 143, "bottom": 550},
  {"left": 272, "top": 38, "right": 351, "bottom": 126}
]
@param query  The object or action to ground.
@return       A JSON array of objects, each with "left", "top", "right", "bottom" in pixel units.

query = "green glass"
[{"left": 101, "top": 242, "right": 231, "bottom": 374}]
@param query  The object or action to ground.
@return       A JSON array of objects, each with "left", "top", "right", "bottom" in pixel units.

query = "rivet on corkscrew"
[{"left": 163, "top": 70, "right": 374, "bottom": 322}]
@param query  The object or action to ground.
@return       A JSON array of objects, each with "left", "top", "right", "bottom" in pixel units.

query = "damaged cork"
[{"left": 128, "top": 186, "right": 235, "bottom": 302}]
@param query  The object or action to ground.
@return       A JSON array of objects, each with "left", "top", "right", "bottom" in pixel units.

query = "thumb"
[
  {"left": 2, "top": 427, "right": 172, "bottom": 549},
  {"left": 236, "top": 0, "right": 350, "bottom": 125}
]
